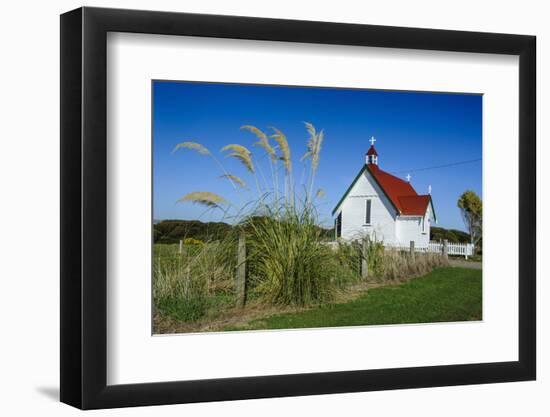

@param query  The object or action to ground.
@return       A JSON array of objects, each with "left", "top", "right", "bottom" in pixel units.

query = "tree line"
[{"left": 154, "top": 219, "right": 472, "bottom": 245}]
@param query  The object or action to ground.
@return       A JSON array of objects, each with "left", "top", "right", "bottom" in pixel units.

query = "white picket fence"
[
  {"left": 385, "top": 240, "right": 474, "bottom": 258},
  {"left": 326, "top": 239, "right": 475, "bottom": 259},
  {"left": 433, "top": 241, "right": 474, "bottom": 257}
]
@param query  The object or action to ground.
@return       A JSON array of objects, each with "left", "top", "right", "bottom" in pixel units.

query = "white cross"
[
  {"left": 369, "top": 136, "right": 376, "bottom": 146},
  {"left": 428, "top": 185, "right": 432, "bottom": 194},
  {"left": 406, "top": 174, "right": 411, "bottom": 182}
]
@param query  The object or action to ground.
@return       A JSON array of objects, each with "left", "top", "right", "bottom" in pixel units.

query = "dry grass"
[
  {"left": 221, "top": 143, "right": 255, "bottom": 173},
  {"left": 172, "top": 141, "right": 210, "bottom": 155},
  {"left": 219, "top": 174, "right": 246, "bottom": 188},
  {"left": 242, "top": 125, "right": 276, "bottom": 161},
  {"left": 373, "top": 249, "right": 449, "bottom": 282},
  {"left": 153, "top": 278, "right": 385, "bottom": 333},
  {"left": 152, "top": 235, "right": 450, "bottom": 331},
  {"left": 269, "top": 127, "right": 291, "bottom": 173},
  {"left": 177, "top": 191, "right": 228, "bottom": 210},
  {"left": 152, "top": 264, "right": 436, "bottom": 334},
  {"left": 153, "top": 240, "right": 237, "bottom": 322}
]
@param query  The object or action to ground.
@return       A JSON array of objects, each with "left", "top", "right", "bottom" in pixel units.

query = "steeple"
[{"left": 366, "top": 136, "right": 378, "bottom": 166}]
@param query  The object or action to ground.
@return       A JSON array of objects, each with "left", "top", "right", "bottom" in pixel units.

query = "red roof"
[
  {"left": 332, "top": 162, "right": 434, "bottom": 218},
  {"left": 398, "top": 195, "right": 432, "bottom": 216},
  {"left": 366, "top": 145, "right": 378, "bottom": 156},
  {"left": 367, "top": 165, "right": 431, "bottom": 216}
]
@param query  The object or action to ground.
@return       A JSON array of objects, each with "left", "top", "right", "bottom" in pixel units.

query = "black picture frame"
[{"left": 60, "top": 6, "right": 536, "bottom": 410}]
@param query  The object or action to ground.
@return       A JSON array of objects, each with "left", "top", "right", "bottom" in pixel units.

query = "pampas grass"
[
  {"left": 172, "top": 141, "right": 210, "bottom": 155},
  {"left": 301, "top": 121, "right": 324, "bottom": 196},
  {"left": 174, "top": 140, "right": 237, "bottom": 189},
  {"left": 221, "top": 144, "right": 255, "bottom": 173},
  {"left": 242, "top": 125, "right": 276, "bottom": 161},
  {"left": 302, "top": 122, "right": 323, "bottom": 171},
  {"left": 175, "top": 124, "right": 323, "bottom": 211},
  {"left": 245, "top": 205, "right": 337, "bottom": 305},
  {"left": 269, "top": 127, "right": 291, "bottom": 173},
  {"left": 312, "top": 130, "right": 324, "bottom": 171},
  {"left": 220, "top": 174, "right": 246, "bottom": 188},
  {"left": 241, "top": 124, "right": 280, "bottom": 201},
  {"left": 177, "top": 191, "right": 228, "bottom": 210}
]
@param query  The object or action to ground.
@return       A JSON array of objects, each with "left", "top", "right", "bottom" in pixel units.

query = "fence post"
[
  {"left": 410, "top": 241, "right": 415, "bottom": 262},
  {"left": 179, "top": 239, "right": 183, "bottom": 254},
  {"left": 235, "top": 232, "right": 247, "bottom": 308},
  {"left": 361, "top": 239, "right": 369, "bottom": 279},
  {"left": 443, "top": 239, "right": 448, "bottom": 260}
]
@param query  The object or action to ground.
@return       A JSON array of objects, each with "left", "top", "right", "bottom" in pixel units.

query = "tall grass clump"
[
  {"left": 244, "top": 206, "right": 336, "bottom": 305},
  {"left": 173, "top": 122, "right": 344, "bottom": 306},
  {"left": 153, "top": 237, "right": 237, "bottom": 321},
  {"left": 363, "top": 237, "right": 386, "bottom": 277},
  {"left": 333, "top": 239, "right": 361, "bottom": 278}
]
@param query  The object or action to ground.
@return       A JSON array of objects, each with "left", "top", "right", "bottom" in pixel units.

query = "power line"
[{"left": 391, "top": 158, "right": 482, "bottom": 174}]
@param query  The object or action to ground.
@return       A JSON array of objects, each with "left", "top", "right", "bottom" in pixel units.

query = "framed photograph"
[{"left": 60, "top": 6, "right": 536, "bottom": 409}]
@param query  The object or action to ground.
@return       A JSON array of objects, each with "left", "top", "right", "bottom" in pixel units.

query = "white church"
[{"left": 332, "top": 138, "right": 436, "bottom": 248}]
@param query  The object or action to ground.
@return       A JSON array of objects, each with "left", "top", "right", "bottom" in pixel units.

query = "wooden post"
[
  {"left": 443, "top": 239, "right": 448, "bottom": 260},
  {"left": 179, "top": 239, "right": 183, "bottom": 254},
  {"left": 409, "top": 241, "right": 415, "bottom": 262},
  {"left": 235, "top": 232, "right": 247, "bottom": 308},
  {"left": 361, "top": 239, "right": 369, "bottom": 279},
  {"left": 185, "top": 264, "right": 191, "bottom": 295}
]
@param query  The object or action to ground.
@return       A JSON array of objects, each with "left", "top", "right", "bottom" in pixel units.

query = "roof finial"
[
  {"left": 428, "top": 185, "right": 432, "bottom": 194},
  {"left": 406, "top": 173, "right": 411, "bottom": 182},
  {"left": 370, "top": 136, "right": 376, "bottom": 146}
]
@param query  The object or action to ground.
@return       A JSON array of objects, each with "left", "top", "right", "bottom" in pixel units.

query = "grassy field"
[
  {"left": 153, "top": 241, "right": 479, "bottom": 333},
  {"left": 226, "top": 267, "right": 482, "bottom": 331}
]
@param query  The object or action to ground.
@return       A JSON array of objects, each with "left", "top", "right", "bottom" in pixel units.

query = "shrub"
[
  {"left": 245, "top": 206, "right": 340, "bottom": 305},
  {"left": 183, "top": 237, "right": 205, "bottom": 246},
  {"left": 430, "top": 226, "right": 470, "bottom": 243}
]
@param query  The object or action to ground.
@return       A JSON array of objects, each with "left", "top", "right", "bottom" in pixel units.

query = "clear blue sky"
[{"left": 153, "top": 80, "right": 482, "bottom": 231}]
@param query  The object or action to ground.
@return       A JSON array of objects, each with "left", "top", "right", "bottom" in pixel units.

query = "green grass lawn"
[{"left": 227, "top": 267, "right": 482, "bottom": 331}]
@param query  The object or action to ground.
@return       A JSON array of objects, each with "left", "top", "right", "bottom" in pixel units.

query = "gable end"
[{"left": 331, "top": 164, "right": 400, "bottom": 216}]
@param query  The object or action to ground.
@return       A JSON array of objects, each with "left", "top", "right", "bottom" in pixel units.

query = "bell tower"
[{"left": 366, "top": 136, "right": 378, "bottom": 166}]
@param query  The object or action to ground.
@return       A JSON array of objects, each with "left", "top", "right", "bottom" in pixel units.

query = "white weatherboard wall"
[
  {"left": 396, "top": 217, "right": 423, "bottom": 246},
  {"left": 338, "top": 168, "right": 397, "bottom": 242},
  {"left": 395, "top": 205, "right": 433, "bottom": 248}
]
